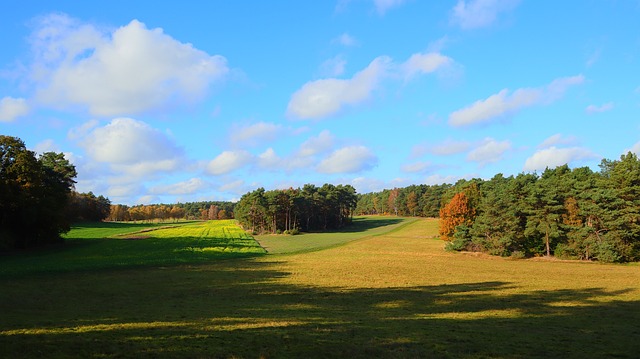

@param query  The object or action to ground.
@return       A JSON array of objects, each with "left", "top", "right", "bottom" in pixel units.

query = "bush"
[
  {"left": 593, "top": 240, "right": 622, "bottom": 263},
  {"left": 289, "top": 228, "right": 300, "bottom": 235}
]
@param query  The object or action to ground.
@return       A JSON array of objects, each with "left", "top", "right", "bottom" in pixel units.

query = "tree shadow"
[
  {"left": 310, "top": 217, "right": 406, "bottom": 234},
  {"left": 1, "top": 258, "right": 638, "bottom": 358}
]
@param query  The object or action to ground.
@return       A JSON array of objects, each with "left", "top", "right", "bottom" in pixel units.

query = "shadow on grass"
[
  {"left": 307, "top": 217, "right": 406, "bottom": 234},
  {"left": 1, "top": 258, "right": 638, "bottom": 358},
  {"left": 0, "top": 236, "right": 266, "bottom": 278}
]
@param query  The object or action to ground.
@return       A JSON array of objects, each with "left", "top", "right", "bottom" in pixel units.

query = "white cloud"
[
  {"left": 230, "top": 122, "right": 283, "bottom": 146},
  {"left": 586, "top": 102, "right": 614, "bottom": 114},
  {"left": 67, "top": 119, "right": 99, "bottom": 140},
  {"left": 317, "top": 145, "right": 378, "bottom": 174},
  {"left": 318, "top": 55, "right": 347, "bottom": 77},
  {"left": 374, "top": 0, "right": 406, "bottom": 15},
  {"left": 297, "top": 130, "right": 335, "bottom": 157},
  {"left": 218, "top": 179, "right": 250, "bottom": 195},
  {"left": 287, "top": 56, "right": 391, "bottom": 120},
  {"left": 257, "top": 148, "right": 283, "bottom": 169},
  {"left": 429, "top": 139, "right": 472, "bottom": 156},
  {"left": 207, "top": 150, "right": 253, "bottom": 175},
  {"left": 538, "top": 134, "right": 577, "bottom": 149},
  {"left": 288, "top": 51, "right": 453, "bottom": 120},
  {"left": 466, "top": 138, "right": 511, "bottom": 166},
  {"left": 401, "top": 161, "right": 440, "bottom": 173},
  {"left": 149, "top": 178, "right": 208, "bottom": 196},
  {"left": 351, "top": 177, "right": 386, "bottom": 193},
  {"left": 0, "top": 97, "right": 29, "bottom": 122},
  {"left": 626, "top": 142, "right": 640, "bottom": 156},
  {"left": 523, "top": 146, "right": 598, "bottom": 171},
  {"left": 31, "top": 14, "right": 228, "bottom": 116},
  {"left": 401, "top": 52, "right": 453, "bottom": 81},
  {"left": 451, "top": 0, "right": 520, "bottom": 29},
  {"left": 79, "top": 117, "right": 185, "bottom": 176},
  {"left": 81, "top": 118, "right": 181, "bottom": 164},
  {"left": 423, "top": 174, "right": 465, "bottom": 186},
  {"left": 449, "top": 75, "right": 584, "bottom": 127},
  {"left": 332, "top": 33, "right": 357, "bottom": 47},
  {"left": 33, "top": 139, "right": 60, "bottom": 153}
]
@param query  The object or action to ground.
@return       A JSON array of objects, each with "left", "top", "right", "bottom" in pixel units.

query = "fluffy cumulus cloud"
[
  {"left": 0, "top": 97, "right": 29, "bottom": 122},
  {"left": 538, "top": 133, "right": 577, "bottom": 149},
  {"left": 523, "top": 146, "right": 598, "bottom": 172},
  {"left": 287, "top": 56, "right": 391, "bottom": 120},
  {"left": 230, "top": 122, "right": 283, "bottom": 147},
  {"left": 207, "top": 150, "right": 253, "bottom": 175},
  {"left": 317, "top": 145, "right": 378, "bottom": 174},
  {"left": 318, "top": 55, "right": 347, "bottom": 77},
  {"left": 401, "top": 161, "right": 441, "bottom": 174},
  {"left": 297, "top": 130, "right": 335, "bottom": 157},
  {"left": 257, "top": 148, "right": 283, "bottom": 169},
  {"left": 466, "top": 138, "right": 511, "bottom": 166},
  {"left": 449, "top": 75, "right": 584, "bottom": 127},
  {"left": 288, "top": 52, "right": 452, "bottom": 120},
  {"left": 149, "top": 178, "right": 208, "bottom": 196},
  {"left": 78, "top": 118, "right": 185, "bottom": 177},
  {"left": 401, "top": 52, "right": 453, "bottom": 81},
  {"left": 451, "top": 0, "right": 520, "bottom": 29},
  {"left": 586, "top": 102, "right": 614, "bottom": 114},
  {"left": 30, "top": 14, "right": 228, "bottom": 116},
  {"left": 428, "top": 139, "right": 472, "bottom": 156}
]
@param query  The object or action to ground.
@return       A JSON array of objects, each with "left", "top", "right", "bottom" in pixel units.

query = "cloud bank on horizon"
[{"left": 1, "top": 1, "right": 639, "bottom": 205}]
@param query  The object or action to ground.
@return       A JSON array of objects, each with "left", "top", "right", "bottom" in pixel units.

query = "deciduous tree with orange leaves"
[{"left": 439, "top": 191, "right": 475, "bottom": 241}]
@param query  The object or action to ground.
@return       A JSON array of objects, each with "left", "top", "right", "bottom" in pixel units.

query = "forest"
[
  {"left": 107, "top": 201, "right": 235, "bottom": 222},
  {"left": 362, "top": 153, "right": 640, "bottom": 263},
  {"left": 234, "top": 184, "right": 358, "bottom": 234}
]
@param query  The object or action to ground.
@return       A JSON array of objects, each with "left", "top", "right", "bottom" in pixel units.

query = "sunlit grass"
[
  {"left": 255, "top": 216, "right": 415, "bottom": 254},
  {"left": 1, "top": 217, "right": 639, "bottom": 358},
  {"left": 0, "top": 220, "right": 265, "bottom": 277}
]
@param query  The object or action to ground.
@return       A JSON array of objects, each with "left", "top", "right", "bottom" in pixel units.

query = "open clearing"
[{"left": 1, "top": 217, "right": 639, "bottom": 358}]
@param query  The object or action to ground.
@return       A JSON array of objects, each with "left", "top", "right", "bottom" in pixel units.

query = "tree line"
[
  {"left": 353, "top": 153, "right": 640, "bottom": 263},
  {"left": 234, "top": 184, "right": 358, "bottom": 234},
  {"left": 355, "top": 184, "right": 452, "bottom": 217},
  {"left": 107, "top": 201, "right": 235, "bottom": 222},
  {"left": 438, "top": 153, "right": 640, "bottom": 263}
]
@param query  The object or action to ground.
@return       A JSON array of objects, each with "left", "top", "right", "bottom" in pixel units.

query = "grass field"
[
  {"left": 255, "top": 216, "right": 416, "bottom": 254},
  {"left": 1, "top": 217, "right": 639, "bottom": 358},
  {"left": 0, "top": 220, "right": 265, "bottom": 277}
]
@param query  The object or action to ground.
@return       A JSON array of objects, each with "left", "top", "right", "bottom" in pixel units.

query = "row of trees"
[
  {"left": 67, "top": 191, "right": 111, "bottom": 222},
  {"left": 234, "top": 184, "right": 358, "bottom": 234},
  {"left": 439, "top": 153, "right": 640, "bottom": 263},
  {"left": 107, "top": 202, "right": 235, "bottom": 222},
  {"left": 355, "top": 184, "right": 452, "bottom": 217},
  {"left": 1, "top": 136, "right": 77, "bottom": 250}
]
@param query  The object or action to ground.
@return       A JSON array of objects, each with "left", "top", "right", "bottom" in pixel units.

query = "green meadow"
[
  {"left": 0, "top": 220, "right": 265, "bottom": 277},
  {"left": 1, "top": 217, "right": 639, "bottom": 358}
]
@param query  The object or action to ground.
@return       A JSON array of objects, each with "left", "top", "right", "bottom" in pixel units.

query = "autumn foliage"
[{"left": 439, "top": 192, "right": 475, "bottom": 241}]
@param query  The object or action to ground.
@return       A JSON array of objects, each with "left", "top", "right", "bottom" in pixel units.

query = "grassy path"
[
  {"left": 1, "top": 217, "right": 639, "bottom": 358},
  {"left": 254, "top": 216, "right": 417, "bottom": 254}
]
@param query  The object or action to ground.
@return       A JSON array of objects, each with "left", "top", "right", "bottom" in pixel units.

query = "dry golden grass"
[{"left": 1, "top": 217, "right": 639, "bottom": 358}]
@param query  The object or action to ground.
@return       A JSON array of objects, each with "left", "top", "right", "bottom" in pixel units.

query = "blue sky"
[{"left": 1, "top": 1, "right": 639, "bottom": 205}]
